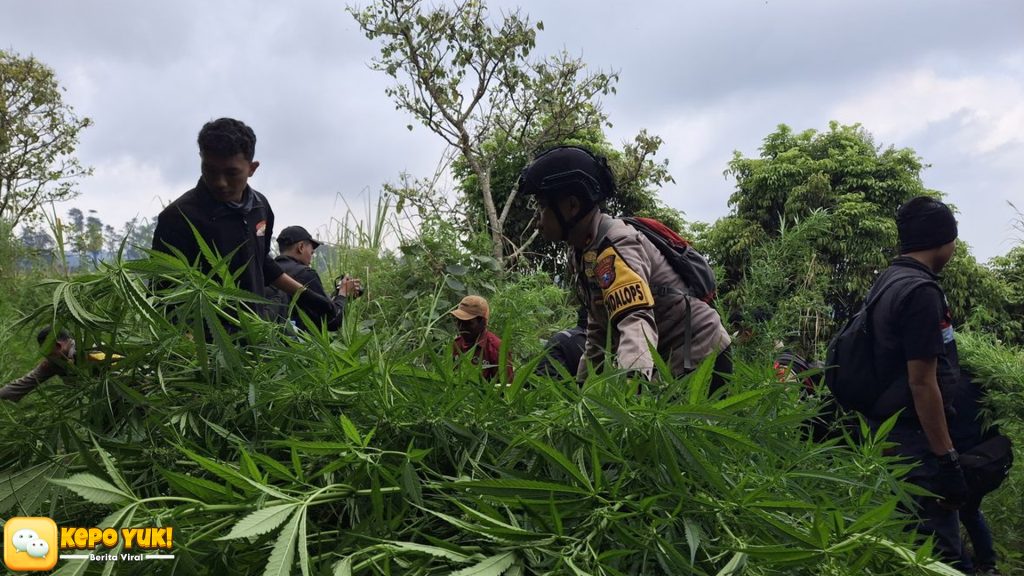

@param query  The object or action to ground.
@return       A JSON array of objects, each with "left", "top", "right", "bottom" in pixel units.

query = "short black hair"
[
  {"left": 36, "top": 326, "right": 71, "bottom": 347},
  {"left": 197, "top": 118, "right": 257, "bottom": 161}
]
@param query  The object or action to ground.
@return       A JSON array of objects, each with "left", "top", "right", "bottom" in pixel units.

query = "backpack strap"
[
  {"left": 858, "top": 268, "right": 941, "bottom": 416},
  {"left": 618, "top": 219, "right": 699, "bottom": 370},
  {"left": 596, "top": 214, "right": 702, "bottom": 370},
  {"left": 861, "top": 268, "right": 939, "bottom": 332}
]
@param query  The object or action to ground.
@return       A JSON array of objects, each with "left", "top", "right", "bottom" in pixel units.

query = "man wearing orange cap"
[{"left": 450, "top": 295, "right": 513, "bottom": 382}]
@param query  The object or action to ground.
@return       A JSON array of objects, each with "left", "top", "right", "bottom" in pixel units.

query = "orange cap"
[{"left": 450, "top": 295, "right": 490, "bottom": 321}]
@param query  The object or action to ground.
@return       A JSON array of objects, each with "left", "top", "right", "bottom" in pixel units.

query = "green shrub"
[{"left": 956, "top": 331, "right": 1024, "bottom": 571}]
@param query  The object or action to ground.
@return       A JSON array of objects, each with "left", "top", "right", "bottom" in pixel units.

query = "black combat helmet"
[{"left": 518, "top": 146, "right": 615, "bottom": 204}]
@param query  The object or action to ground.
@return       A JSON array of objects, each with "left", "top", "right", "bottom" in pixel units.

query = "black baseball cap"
[{"left": 277, "top": 225, "right": 322, "bottom": 249}]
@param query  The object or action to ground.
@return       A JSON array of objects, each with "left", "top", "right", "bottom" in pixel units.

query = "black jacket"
[
  {"left": 152, "top": 179, "right": 284, "bottom": 314},
  {"left": 267, "top": 255, "right": 347, "bottom": 331}
]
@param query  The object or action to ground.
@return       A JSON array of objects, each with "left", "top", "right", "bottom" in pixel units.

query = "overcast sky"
[{"left": 2, "top": 0, "right": 1022, "bottom": 261}]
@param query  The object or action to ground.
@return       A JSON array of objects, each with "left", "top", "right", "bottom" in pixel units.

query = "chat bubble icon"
[
  {"left": 12, "top": 529, "right": 39, "bottom": 552},
  {"left": 4, "top": 517, "right": 57, "bottom": 571},
  {"left": 26, "top": 539, "right": 49, "bottom": 559}
]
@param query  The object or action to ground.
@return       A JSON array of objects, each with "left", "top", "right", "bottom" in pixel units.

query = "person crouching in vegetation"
[
  {"left": 0, "top": 327, "right": 75, "bottom": 402},
  {"left": 151, "top": 118, "right": 331, "bottom": 324},
  {"left": 450, "top": 295, "right": 513, "bottom": 382},
  {"left": 266, "top": 225, "right": 362, "bottom": 331},
  {"left": 518, "top": 146, "right": 731, "bottom": 390}
]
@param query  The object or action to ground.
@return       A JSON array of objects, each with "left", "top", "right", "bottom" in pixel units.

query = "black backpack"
[
  {"left": 824, "top": 269, "right": 937, "bottom": 413},
  {"left": 621, "top": 217, "right": 717, "bottom": 303},
  {"left": 961, "top": 433, "right": 1014, "bottom": 496}
]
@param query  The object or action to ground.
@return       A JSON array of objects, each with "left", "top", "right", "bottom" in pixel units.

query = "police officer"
[{"left": 518, "top": 146, "right": 731, "bottom": 388}]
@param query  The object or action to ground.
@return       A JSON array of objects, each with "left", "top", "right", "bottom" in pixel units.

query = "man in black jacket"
[
  {"left": 268, "top": 225, "right": 362, "bottom": 331},
  {"left": 151, "top": 118, "right": 329, "bottom": 321}
]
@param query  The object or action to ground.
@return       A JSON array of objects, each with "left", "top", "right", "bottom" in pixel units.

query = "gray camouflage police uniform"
[{"left": 572, "top": 213, "right": 731, "bottom": 381}]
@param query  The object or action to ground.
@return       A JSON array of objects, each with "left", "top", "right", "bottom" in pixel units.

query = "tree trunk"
[{"left": 471, "top": 158, "right": 504, "bottom": 267}]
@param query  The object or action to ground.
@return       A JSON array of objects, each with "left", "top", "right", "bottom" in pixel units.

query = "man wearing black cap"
[
  {"left": 268, "top": 225, "right": 362, "bottom": 331},
  {"left": 863, "top": 195, "right": 967, "bottom": 564}
]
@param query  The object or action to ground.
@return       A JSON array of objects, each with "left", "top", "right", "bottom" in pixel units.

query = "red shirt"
[{"left": 453, "top": 330, "right": 513, "bottom": 382}]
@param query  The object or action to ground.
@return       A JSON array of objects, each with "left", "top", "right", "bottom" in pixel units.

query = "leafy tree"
[
  {"left": 703, "top": 121, "right": 1018, "bottom": 355},
  {"left": 455, "top": 124, "right": 682, "bottom": 276},
  {"left": 118, "top": 216, "right": 156, "bottom": 260},
  {"left": 18, "top": 224, "right": 54, "bottom": 253},
  {"left": 62, "top": 207, "right": 106, "bottom": 268},
  {"left": 84, "top": 212, "right": 104, "bottom": 265},
  {"left": 351, "top": 0, "right": 616, "bottom": 267},
  {"left": 0, "top": 50, "right": 92, "bottom": 230},
  {"left": 989, "top": 245, "right": 1024, "bottom": 344},
  {"left": 705, "top": 122, "right": 932, "bottom": 330},
  {"left": 941, "top": 242, "right": 1020, "bottom": 344},
  {"left": 65, "top": 207, "right": 86, "bottom": 261},
  {"left": 103, "top": 223, "right": 118, "bottom": 256}
]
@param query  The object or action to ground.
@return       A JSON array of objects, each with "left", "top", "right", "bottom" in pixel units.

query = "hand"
[
  {"left": 336, "top": 276, "right": 363, "bottom": 298},
  {"left": 934, "top": 456, "right": 969, "bottom": 509}
]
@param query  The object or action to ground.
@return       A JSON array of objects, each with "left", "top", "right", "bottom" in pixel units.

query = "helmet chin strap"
[{"left": 552, "top": 199, "right": 595, "bottom": 242}]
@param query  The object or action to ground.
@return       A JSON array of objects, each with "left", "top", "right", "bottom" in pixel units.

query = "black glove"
[{"left": 934, "top": 453, "right": 969, "bottom": 509}]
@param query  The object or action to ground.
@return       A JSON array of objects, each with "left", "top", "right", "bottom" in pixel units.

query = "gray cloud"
[{"left": 1, "top": 0, "right": 1021, "bottom": 260}]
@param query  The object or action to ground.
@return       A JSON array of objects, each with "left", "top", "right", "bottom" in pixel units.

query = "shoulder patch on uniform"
[
  {"left": 595, "top": 254, "right": 616, "bottom": 289},
  {"left": 596, "top": 245, "right": 654, "bottom": 321}
]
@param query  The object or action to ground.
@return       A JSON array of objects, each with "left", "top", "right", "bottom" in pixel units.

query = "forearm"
[
  {"left": 908, "top": 374, "right": 954, "bottom": 455},
  {"left": 0, "top": 362, "right": 58, "bottom": 403},
  {"left": 613, "top": 313, "right": 657, "bottom": 379},
  {"left": 272, "top": 273, "right": 305, "bottom": 295},
  {"left": 577, "top": 338, "right": 602, "bottom": 383},
  {"left": 324, "top": 295, "right": 347, "bottom": 331}
]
